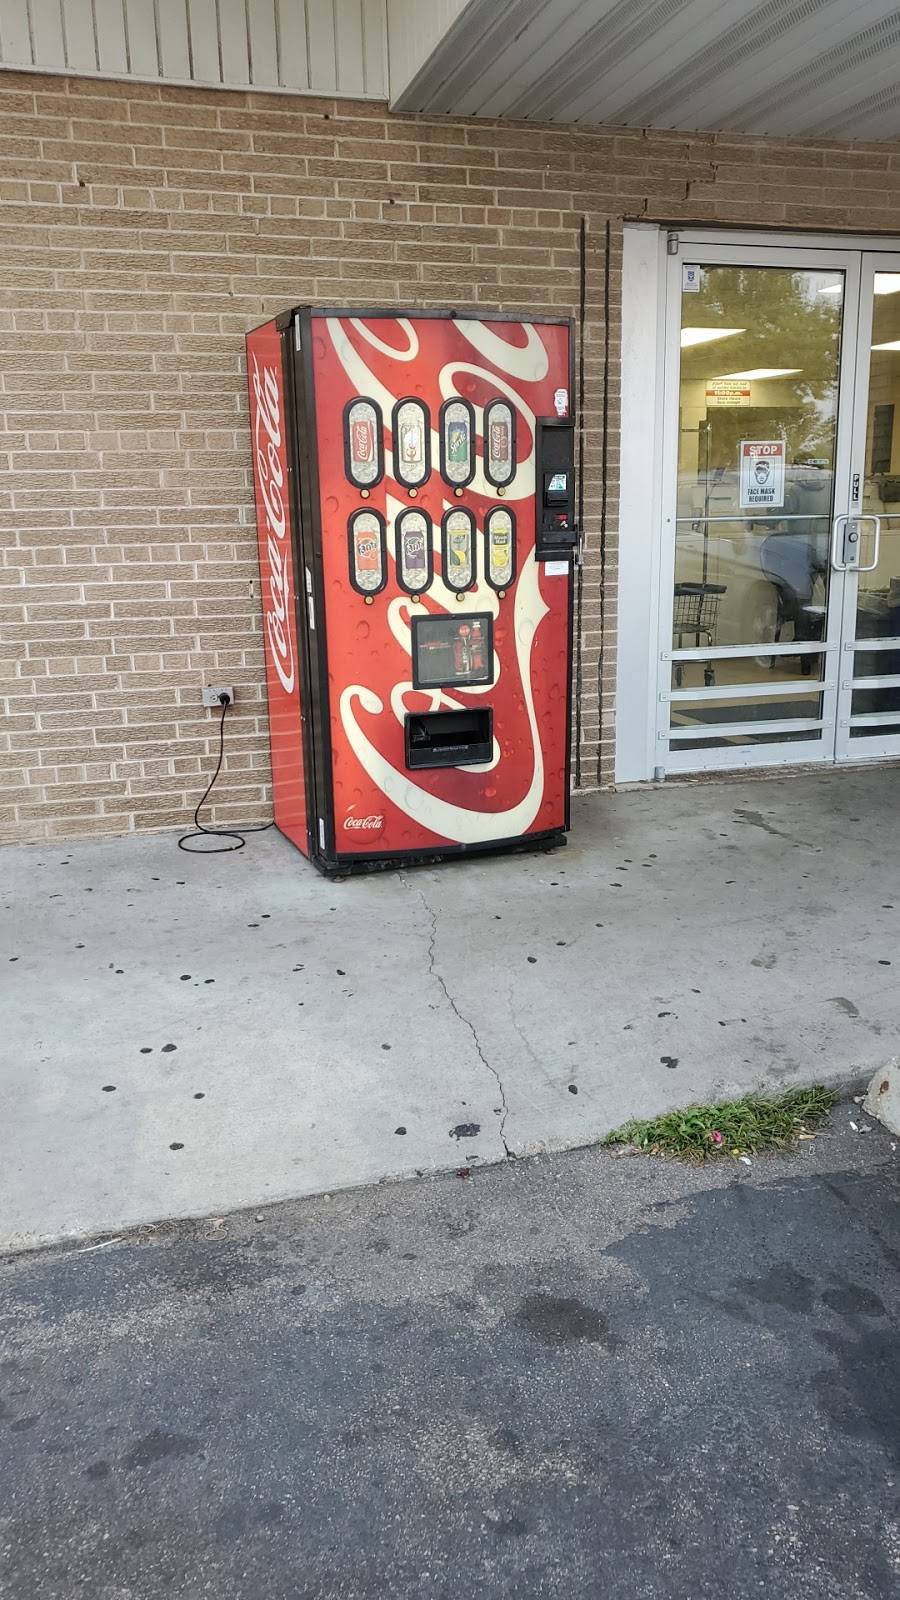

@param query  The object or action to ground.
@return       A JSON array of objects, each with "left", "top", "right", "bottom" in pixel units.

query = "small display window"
[
  {"left": 347, "top": 508, "right": 387, "bottom": 594},
  {"left": 484, "top": 398, "right": 517, "bottom": 488},
  {"left": 485, "top": 506, "right": 516, "bottom": 591},
  {"left": 411, "top": 613, "right": 493, "bottom": 689},
  {"left": 439, "top": 397, "right": 476, "bottom": 488},
  {"left": 441, "top": 507, "right": 476, "bottom": 592},
  {"left": 395, "top": 508, "right": 433, "bottom": 594},
  {"left": 343, "top": 397, "right": 384, "bottom": 488},
  {"left": 392, "top": 397, "right": 431, "bottom": 489}
]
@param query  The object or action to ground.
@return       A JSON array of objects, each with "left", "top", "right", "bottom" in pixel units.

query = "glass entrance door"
[
  {"left": 835, "top": 256, "right": 900, "bottom": 760},
  {"left": 658, "top": 240, "right": 860, "bottom": 772}
]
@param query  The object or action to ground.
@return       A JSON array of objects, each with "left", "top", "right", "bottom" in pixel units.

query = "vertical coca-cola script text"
[{"left": 251, "top": 354, "right": 294, "bottom": 694}]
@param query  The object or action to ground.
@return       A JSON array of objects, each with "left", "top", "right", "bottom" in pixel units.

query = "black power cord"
[{"left": 178, "top": 694, "right": 274, "bottom": 854}]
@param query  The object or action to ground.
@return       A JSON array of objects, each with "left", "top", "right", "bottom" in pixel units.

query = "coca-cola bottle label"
[
  {"left": 396, "top": 508, "right": 432, "bottom": 594},
  {"left": 392, "top": 397, "right": 430, "bottom": 488},
  {"left": 486, "top": 506, "right": 516, "bottom": 590},
  {"left": 439, "top": 398, "right": 475, "bottom": 487},
  {"left": 484, "top": 399, "right": 516, "bottom": 487},
  {"left": 348, "top": 508, "right": 386, "bottom": 594},
  {"left": 442, "top": 507, "right": 475, "bottom": 591},
  {"left": 344, "top": 397, "right": 384, "bottom": 487}
]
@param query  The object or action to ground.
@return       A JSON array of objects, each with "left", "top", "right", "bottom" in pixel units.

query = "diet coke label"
[{"left": 250, "top": 351, "right": 295, "bottom": 695}]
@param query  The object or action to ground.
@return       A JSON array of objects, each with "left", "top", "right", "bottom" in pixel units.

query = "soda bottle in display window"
[
  {"left": 453, "top": 622, "right": 471, "bottom": 676},
  {"left": 469, "top": 619, "right": 487, "bottom": 675}
]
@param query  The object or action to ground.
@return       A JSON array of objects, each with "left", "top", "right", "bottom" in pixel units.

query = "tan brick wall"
[{"left": 2, "top": 72, "right": 900, "bottom": 841}]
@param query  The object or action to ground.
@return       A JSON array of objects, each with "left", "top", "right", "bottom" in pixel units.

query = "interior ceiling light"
[
  {"left": 715, "top": 368, "right": 801, "bottom": 380},
  {"left": 680, "top": 327, "right": 743, "bottom": 347},
  {"left": 872, "top": 340, "right": 900, "bottom": 351}
]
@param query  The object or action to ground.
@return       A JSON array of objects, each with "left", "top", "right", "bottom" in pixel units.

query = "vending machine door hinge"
[
  {"left": 667, "top": 232, "right": 679, "bottom": 255},
  {"left": 307, "top": 593, "right": 316, "bottom": 631},
  {"left": 294, "top": 316, "right": 302, "bottom": 351}
]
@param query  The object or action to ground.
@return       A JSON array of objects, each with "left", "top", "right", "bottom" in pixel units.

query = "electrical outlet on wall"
[{"left": 201, "top": 686, "right": 234, "bottom": 708}]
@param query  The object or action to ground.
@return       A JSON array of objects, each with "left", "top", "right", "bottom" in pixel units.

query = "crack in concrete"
[{"left": 404, "top": 876, "right": 513, "bottom": 1160}]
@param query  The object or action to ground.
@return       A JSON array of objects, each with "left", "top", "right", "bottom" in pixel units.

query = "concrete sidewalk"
[{"left": 4, "top": 767, "right": 899, "bottom": 1251}]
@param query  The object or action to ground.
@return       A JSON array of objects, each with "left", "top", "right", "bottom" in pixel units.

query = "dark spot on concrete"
[
  {"left": 518, "top": 1293, "right": 615, "bottom": 1347},
  {"left": 247, "top": 923, "right": 259, "bottom": 928},
  {"left": 123, "top": 1429, "right": 200, "bottom": 1469},
  {"left": 735, "top": 1265, "right": 815, "bottom": 1314},
  {"left": 660, "top": 1056, "right": 679, "bottom": 1069},
  {"left": 568, "top": 1084, "right": 578, "bottom": 1094},
  {"left": 161, "top": 1044, "right": 177, "bottom": 1053},
  {"left": 261, "top": 914, "right": 270, "bottom": 919},
  {"left": 290, "top": 1284, "right": 306, "bottom": 1295},
  {"left": 115, "top": 969, "right": 124, "bottom": 974},
  {"left": 610, "top": 882, "right": 622, "bottom": 888},
  {"left": 527, "top": 955, "right": 537, "bottom": 963},
  {"left": 395, "top": 1126, "right": 406, "bottom": 1135},
  {"left": 381, "top": 1043, "right": 391, "bottom": 1050},
  {"left": 75, "top": 943, "right": 84, "bottom": 949},
  {"left": 450, "top": 1123, "right": 480, "bottom": 1140},
  {"left": 336, "top": 968, "right": 345, "bottom": 975},
  {"left": 194, "top": 1092, "right": 205, "bottom": 1100},
  {"left": 829, "top": 996, "right": 860, "bottom": 1018},
  {"left": 169, "top": 1142, "right": 184, "bottom": 1151},
  {"left": 879, "top": 959, "right": 891, "bottom": 966},
  {"left": 204, "top": 978, "right": 215, "bottom": 984},
  {"left": 10, "top": 1415, "right": 38, "bottom": 1432},
  {"left": 84, "top": 1460, "right": 111, "bottom": 1480},
  {"left": 493, "top": 1516, "right": 529, "bottom": 1538},
  {"left": 101, "top": 1085, "right": 116, "bottom": 1093},
  {"left": 821, "top": 1279, "right": 886, "bottom": 1318},
  {"left": 658, "top": 1010, "right": 674, "bottom": 1017},
  {"left": 180, "top": 974, "right": 191, "bottom": 981},
  {"left": 140, "top": 1047, "right": 152, "bottom": 1054},
  {"left": 367, "top": 1238, "right": 389, "bottom": 1255}
]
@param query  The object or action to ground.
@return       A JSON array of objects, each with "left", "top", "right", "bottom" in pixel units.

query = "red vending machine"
[{"left": 246, "top": 307, "right": 577, "bottom": 874}]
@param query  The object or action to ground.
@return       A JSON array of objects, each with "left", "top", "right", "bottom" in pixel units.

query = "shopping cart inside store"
[{"left": 672, "top": 582, "right": 727, "bottom": 686}]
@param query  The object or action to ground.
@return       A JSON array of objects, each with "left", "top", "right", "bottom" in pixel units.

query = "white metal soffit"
[
  {"left": 0, "top": 0, "right": 387, "bottom": 99},
  {"left": 392, "top": 0, "right": 900, "bottom": 141}
]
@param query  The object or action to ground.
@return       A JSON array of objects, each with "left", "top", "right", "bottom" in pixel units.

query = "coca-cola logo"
[
  {"left": 343, "top": 812, "right": 385, "bottom": 833},
  {"left": 251, "top": 353, "right": 295, "bottom": 695}
]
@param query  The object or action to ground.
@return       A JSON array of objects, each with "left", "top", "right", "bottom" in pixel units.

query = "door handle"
[{"left": 831, "top": 514, "right": 881, "bottom": 571}]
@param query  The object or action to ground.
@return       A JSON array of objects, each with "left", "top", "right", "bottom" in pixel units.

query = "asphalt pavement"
[{"left": 2, "top": 1112, "right": 900, "bottom": 1599}]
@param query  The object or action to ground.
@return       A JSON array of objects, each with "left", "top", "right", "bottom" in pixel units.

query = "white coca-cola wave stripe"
[
  {"left": 339, "top": 551, "right": 548, "bottom": 845},
  {"left": 454, "top": 321, "right": 549, "bottom": 382},
  {"left": 348, "top": 316, "right": 419, "bottom": 360}
]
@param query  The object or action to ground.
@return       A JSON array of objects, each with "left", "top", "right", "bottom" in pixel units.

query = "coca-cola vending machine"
[{"left": 246, "top": 307, "right": 578, "bottom": 874}]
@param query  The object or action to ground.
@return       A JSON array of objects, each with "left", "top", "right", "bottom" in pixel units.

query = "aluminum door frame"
[{"left": 655, "top": 237, "right": 862, "bottom": 775}]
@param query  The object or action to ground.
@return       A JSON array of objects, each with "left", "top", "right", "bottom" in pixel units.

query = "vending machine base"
[{"left": 246, "top": 306, "right": 577, "bottom": 875}]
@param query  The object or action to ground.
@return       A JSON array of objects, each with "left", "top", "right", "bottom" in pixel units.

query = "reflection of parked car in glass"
[{"left": 675, "top": 462, "right": 832, "bottom": 659}]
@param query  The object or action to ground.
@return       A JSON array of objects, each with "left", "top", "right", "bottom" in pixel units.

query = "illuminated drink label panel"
[
  {"left": 396, "top": 508, "right": 432, "bottom": 594},
  {"left": 486, "top": 506, "right": 516, "bottom": 589},
  {"left": 344, "top": 397, "right": 384, "bottom": 488},
  {"left": 393, "top": 398, "right": 430, "bottom": 488},
  {"left": 442, "top": 507, "right": 475, "bottom": 591},
  {"left": 412, "top": 612, "right": 494, "bottom": 689},
  {"left": 439, "top": 398, "right": 475, "bottom": 487},
  {"left": 348, "top": 508, "right": 386, "bottom": 594},
  {"left": 484, "top": 399, "right": 516, "bottom": 487}
]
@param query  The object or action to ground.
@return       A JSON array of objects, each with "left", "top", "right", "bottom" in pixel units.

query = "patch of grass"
[{"left": 603, "top": 1086, "right": 834, "bottom": 1161}]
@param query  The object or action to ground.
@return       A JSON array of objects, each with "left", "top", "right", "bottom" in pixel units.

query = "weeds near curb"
[{"left": 603, "top": 1086, "right": 834, "bottom": 1161}]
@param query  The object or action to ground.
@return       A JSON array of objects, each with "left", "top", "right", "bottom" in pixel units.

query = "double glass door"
[{"left": 659, "top": 238, "right": 900, "bottom": 771}]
